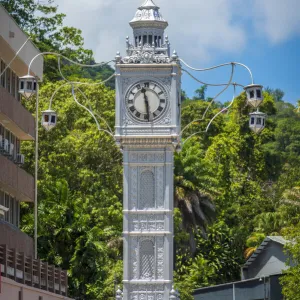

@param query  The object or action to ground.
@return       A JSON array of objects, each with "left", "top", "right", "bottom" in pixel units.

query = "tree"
[
  {"left": 264, "top": 87, "right": 285, "bottom": 102},
  {"left": 6, "top": 2, "right": 300, "bottom": 296},
  {"left": 280, "top": 222, "right": 300, "bottom": 300},
  {"left": 0, "top": 0, "right": 115, "bottom": 84},
  {"left": 175, "top": 221, "right": 242, "bottom": 300},
  {"left": 174, "top": 140, "right": 217, "bottom": 253},
  {"left": 20, "top": 81, "right": 123, "bottom": 299},
  {"left": 194, "top": 85, "right": 207, "bottom": 100}
]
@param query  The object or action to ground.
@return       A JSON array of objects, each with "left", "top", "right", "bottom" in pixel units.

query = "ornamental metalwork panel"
[
  {"left": 131, "top": 214, "right": 165, "bottom": 232},
  {"left": 131, "top": 237, "right": 139, "bottom": 280},
  {"left": 130, "top": 236, "right": 164, "bottom": 281},
  {"left": 130, "top": 167, "right": 138, "bottom": 210},
  {"left": 140, "top": 239, "right": 155, "bottom": 279},
  {"left": 139, "top": 170, "right": 155, "bottom": 209},
  {"left": 129, "top": 284, "right": 164, "bottom": 300},
  {"left": 156, "top": 166, "right": 164, "bottom": 209},
  {"left": 156, "top": 237, "right": 164, "bottom": 280}
]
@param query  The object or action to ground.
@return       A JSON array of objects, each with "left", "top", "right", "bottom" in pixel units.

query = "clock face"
[{"left": 125, "top": 81, "right": 168, "bottom": 122}]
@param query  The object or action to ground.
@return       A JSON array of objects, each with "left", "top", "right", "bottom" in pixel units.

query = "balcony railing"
[{"left": 0, "top": 244, "right": 68, "bottom": 297}]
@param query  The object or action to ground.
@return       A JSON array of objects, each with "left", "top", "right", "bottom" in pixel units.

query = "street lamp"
[
  {"left": 19, "top": 75, "right": 37, "bottom": 99},
  {"left": 41, "top": 109, "right": 57, "bottom": 131},
  {"left": 244, "top": 84, "right": 264, "bottom": 108},
  {"left": 249, "top": 110, "right": 267, "bottom": 134},
  {"left": 17, "top": 52, "right": 115, "bottom": 259},
  {"left": 244, "top": 84, "right": 266, "bottom": 133}
]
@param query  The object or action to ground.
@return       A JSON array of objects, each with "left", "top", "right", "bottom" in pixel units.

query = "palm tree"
[{"left": 174, "top": 141, "right": 217, "bottom": 254}]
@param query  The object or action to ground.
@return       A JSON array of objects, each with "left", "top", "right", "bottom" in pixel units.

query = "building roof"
[
  {"left": 244, "top": 236, "right": 288, "bottom": 268},
  {"left": 130, "top": 0, "right": 168, "bottom": 29}
]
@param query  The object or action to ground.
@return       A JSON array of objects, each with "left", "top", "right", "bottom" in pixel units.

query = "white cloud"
[
  {"left": 55, "top": 0, "right": 300, "bottom": 64},
  {"left": 55, "top": 0, "right": 246, "bottom": 63},
  {"left": 253, "top": 0, "right": 300, "bottom": 43}
]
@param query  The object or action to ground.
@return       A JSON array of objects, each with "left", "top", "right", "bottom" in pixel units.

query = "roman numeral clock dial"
[{"left": 125, "top": 81, "right": 168, "bottom": 122}]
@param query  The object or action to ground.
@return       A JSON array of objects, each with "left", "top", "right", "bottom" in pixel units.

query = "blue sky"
[
  {"left": 56, "top": 0, "right": 300, "bottom": 105},
  {"left": 182, "top": 34, "right": 300, "bottom": 105}
]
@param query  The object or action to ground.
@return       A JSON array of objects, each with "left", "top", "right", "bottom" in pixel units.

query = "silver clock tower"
[{"left": 115, "top": 1, "right": 181, "bottom": 299}]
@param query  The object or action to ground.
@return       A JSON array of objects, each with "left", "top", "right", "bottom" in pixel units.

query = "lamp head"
[
  {"left": 19, "top": 75, "right": 37, "bottom": 99},
  {"left": 41, "top": 109, "right": 57, "bottom": 131},
  {"left": 244, "top": 84, "right": 264, "bottom": 108}
]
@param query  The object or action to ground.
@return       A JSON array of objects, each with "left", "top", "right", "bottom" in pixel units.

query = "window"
[
  {"left": 4, "top": 193, "right": 9, "bottom": 222},
  {"left": 0, "top": 190, "right": 4, "bottom": 207},
  {"left": 0, "top": 59, "right": 20, "bottom": 100},
  {"left": 1, "top": 125, "right": 20, "bottom": 160},
  {"left": 10, "top": 197, "right": 14, "bottom": 224},
  {"left": 1, "top": 190, "right": 19, "bottom": 227},
  {"left": 143, "top": 35, "right": 147, "bottom": 45},
  {"left": 251, "top": 117, "right": 255, "bottom": 125},
  {"left": 1, "top": 60, "right": 6, "bottom": 88},
  {"left": 12, "top": 72, "right": 16, "bottom": 98},
  {"left": 257, "top": 118, "right": 262, "bottom": 125},
  {"left": 17, "top": 77, "right": 21, "bottom": 101},
  {"left": 256, "top": 89, "right": 262, "bottom": 98},
  {"left": 6, "top": 68, "right": 11, "bottom": 93},
  {"left": 250, "top": 90, "right": 255, "bottom": 99}
]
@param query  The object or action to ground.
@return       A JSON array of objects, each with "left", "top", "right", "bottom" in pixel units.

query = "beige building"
[{"left": 0, "top": 5, "right": 72, "bottom": 300}]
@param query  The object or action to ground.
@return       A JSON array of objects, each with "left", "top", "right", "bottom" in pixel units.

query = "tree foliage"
[{"left": 3, "top": 1, "right": 300, "bottom": 299}]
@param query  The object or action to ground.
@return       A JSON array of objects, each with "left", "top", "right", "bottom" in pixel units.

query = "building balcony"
[
  {"left": 0, "top": 155, "right": 34, "bottom": 202},
  {"left": 0, "top": 244, "right": 70, "bottom": 298},
  {"left": 0, "top": 220, "right": 33, "bottom": 257},
  {"left": 0, "top": 86, "right": 35, "bottom": 140}
]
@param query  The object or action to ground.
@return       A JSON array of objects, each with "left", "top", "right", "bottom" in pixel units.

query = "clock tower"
[{"left": 115, "top": 1, "right": 181, "bottom": 299}]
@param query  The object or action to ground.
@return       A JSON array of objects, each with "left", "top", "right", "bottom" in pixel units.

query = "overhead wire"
[
  {"left": 180, "top": 58, "right": 254, "bottom": 84},
  {"left": 0, "top": 37, "right": 31, "bottom": 78},
  {"left": 54, "top": 57, "right": 115, "bottom": 137},
  {"left": 182, "top": 84, "right": 237, "bottom": 145},
  {"left": 180, "top": 63, "right": 235, "bottom": 136},
  {"left": 28, "top": 52, "right": 114, "bottom": 75}
]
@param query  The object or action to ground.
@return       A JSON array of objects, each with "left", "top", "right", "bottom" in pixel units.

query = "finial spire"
[{"left": 139, "top": 0, "right": 159, "bottom": 9}]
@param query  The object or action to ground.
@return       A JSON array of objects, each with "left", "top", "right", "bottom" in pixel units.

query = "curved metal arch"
[{"left": 181, "top": 63, "right": 235, "bottom": 136}]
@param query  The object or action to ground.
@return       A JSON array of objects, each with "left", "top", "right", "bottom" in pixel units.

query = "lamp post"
[
  {"left": 18, "top": 55, "right": 115, "bottom": 260},
  {"left": 18, "top": 74, "right": 40, "bottom": 259}
]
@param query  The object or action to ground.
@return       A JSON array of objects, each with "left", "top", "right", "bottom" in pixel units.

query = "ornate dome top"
[{"left": 130, "top": 0, "right": 168, "bottom": 29}]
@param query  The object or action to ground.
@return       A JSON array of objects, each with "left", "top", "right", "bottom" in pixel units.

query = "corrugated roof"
[{"left": 244, "top": 236, "right": 288, "bottom": 268}]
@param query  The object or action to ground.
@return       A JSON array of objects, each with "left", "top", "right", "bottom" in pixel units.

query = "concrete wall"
[
  {"left": 0, "top": 277, "right": 73, "bottom": 300},
  {"left": 0, "top": 155, "right": 34, "bottom": 203},
  {"left": 0, "top": 5, "right": 43, "bottom": 79},
  {"left": 0, "top": 220, "right": 34, "bottom": 256},
  {"left": 0, "top": 86, "right": 35, "bottom": 140}
]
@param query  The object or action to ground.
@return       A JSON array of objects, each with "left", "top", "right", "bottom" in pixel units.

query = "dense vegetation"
[{"left": 2, "top": 1, "right": 300, "bottom": 299}]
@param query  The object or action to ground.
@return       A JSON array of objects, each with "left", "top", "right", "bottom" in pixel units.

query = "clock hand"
[{"left": 142, "top": 88, "right": 151, "bottom": 121}]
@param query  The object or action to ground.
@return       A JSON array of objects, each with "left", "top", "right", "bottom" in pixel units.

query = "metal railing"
[{"left": 0, "top": 244, "right": 68, "bottom": 296}]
